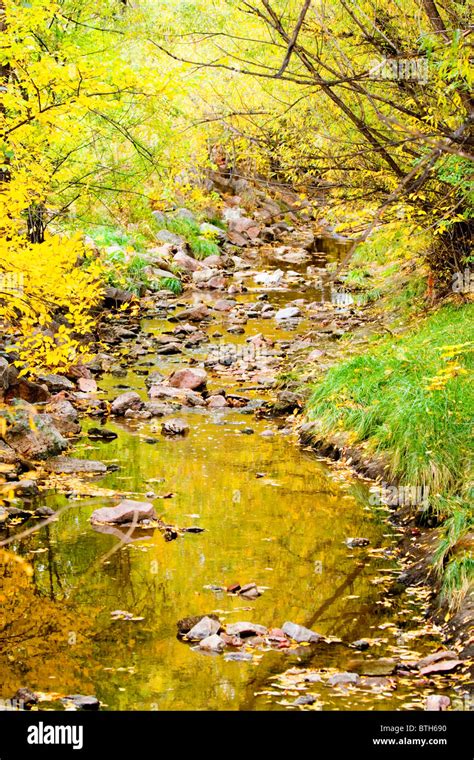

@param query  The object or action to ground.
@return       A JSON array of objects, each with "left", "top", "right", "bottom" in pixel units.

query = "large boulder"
[
  {"left": 168, "top": 368, "right": 207, "bottom": 391},
  {"left": 90, "top": 499, "right": 156, "bottom": 525},
  {"left": 110, "top": 391, "right": 143, "bottom": 416},
  {"left": 1, "top": 402, "right": 67, "bottom": 460}
]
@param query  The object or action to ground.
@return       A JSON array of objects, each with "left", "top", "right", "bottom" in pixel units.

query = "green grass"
[
  {"left": 159, "top": 216, "right": 220, "bottom": 260},
  {"left": 307, "top": 303, "right": 473, "bottom": 605}
]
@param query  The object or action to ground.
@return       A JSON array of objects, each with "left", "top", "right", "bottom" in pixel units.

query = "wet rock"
[
  {"left": 275, "top": 306, "right": 300, "bottom": 321},
  {"left": 46, "top": 457, "right": 107, "bottom": 474},
  {"left": 226, "top": 622, "right": 267, "bottom": 637},
  {"left": 143, "top": 401, "right": 176, "bottom": 417},
  {"left": 156, "top": 342, "right": 183, "bottom": 355},
  {"left": 0, "top": 506, "right": 9, "bottom": 523},
  {"left": 345, "top": 537, "right": 370, "bottom": 548},
  {"left": 293, "top": 694, "right": 317, "bottom": 706},
  {"left": 35, "top": 506, "right": 55, "bottom": 517},
  {"left": 271, "top": 390, "right": 301, "bottom": 415},
  {"left": 207, "top": 394, "right": 228, "bottom": 409},
  {"left": 38, "top": 374, "right": 75, "bottom": 392},
  {"left": 61, "top": 695, "right": 100, "bottom": 711},
  {"left": 240, "top": 427, "right": 254, "bottom": 435},
  {"left": 0, "top": 441, "right": 18, "bottom": 464},
  {"left": 13, "top": 688, "right": 38, "bottom": 710},
  {"left": 8, "top": 479, "right": 39, "bottom": 498},
  {"left": 350, "top": 658, "right": 397, "bottom": 676},
  {"left": 425, "top": 695, "right": 451, "bottom": 711},
  {"left": 187, "top": 616, "right": 221, "bottom": 640},
  {"left": 199, "top": 633, "right": 225, "bottom": 653},
  {"left": 351, "top": 639, "right": 370, "bottom": 651},
  {"left": 328, "top": 672, "right": 360, "bottom": 686},
  {"left": 282, "top": 621, "right": 322, "bottom": 644},
  {"left": 87, "top": 427, "right": 118, "bottom": 441},
  {"left": 168, "top": 368, "right": 207, "bottom": 391},
  {"left": 124, "top": 409, "right": 152, "bottom": 420},
  {"left": 192, "top": 268, "right": 219, "bottom": 285},
  {"left": 173, "top": 250, "right": 203, "bottom": 272},
  {"left": 172, "top": 305, "right": 210, "bottom": 322},
  {"left": 161, "top": 418, "right": 190, "bottom": 436},
  {"left": 418, "top": 651, "right": 463, "bottom": 676},
  {"left": 224, "top": 652, "right": 253, "bottom": 662},
  {"left": 45, "top": 398, "right": 81, "bottom": 436},
  {"left": 6, "top": 377, "right": 50, "bottom": 404},
  {"left": 110, "top": 391, "right": 143, "bottom": 416},
  {"left": 2, "top": 403, "right": 67, "bottom": 460},
  {"left": 213, "top": 299, "right": 235, "bottom": 312},
  {"left": 77, "top": 377, "right": 97, "bottom": 393},
  {"left": 149, "top": 384, "right": 205, "bottom": 407},
  {"left": 177, "top": 614, "right": 220, "bottom": 638},
  {"left": 239, "top": 583, "right": 262, "bottom": 600},
  {"left": 91, "top": 499, "right": 156, "bottom": 525}
]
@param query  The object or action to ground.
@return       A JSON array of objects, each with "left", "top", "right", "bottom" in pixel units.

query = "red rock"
[
  {"left": 91, "top": 499, "right": 156, "bottom": 525},
  {"left": 207, "top": 395, "right": 228, "bottom": 408},
  {"left": 77, "top": 377, "right": 97, "bottom": 393},
  {"left": 168, "top": 368, "right": 207, "bottom": 391}
]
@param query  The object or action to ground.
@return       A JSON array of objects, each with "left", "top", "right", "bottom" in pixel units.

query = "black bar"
[{"left": 0, "top": 711, "right": 470, "bottom": 758}]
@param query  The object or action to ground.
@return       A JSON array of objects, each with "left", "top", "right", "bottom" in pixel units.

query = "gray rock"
[
  {"left": 46, "top": 457, "right": 107, "bottom": 474},
  {"left": 44, "top": 398, "right": 81, "bottom": 436},
  {"left": 110, "top": 391, "right": 143, "bottom": 416},
  {"left": 327, "top": 672, "right": 360, "bottom": 686},
  {"left": 187, "top": 616, "right": 221, "bottom": 640},
  {"left": 282, "top": 621, "right": 322, "bottom": 643},
  {"left": 226, "top": 622, "right": 267, "bottom": 637},
  {"left": 161, "top": 418, "right": 190, "bottom": 436},
  {"left": 198, "top": 633, "right": 225, "bottom": 653},
  {"left": 8, "top": 479, "right": 39, "bottom": 498},
  {"left": 293, "top": 694, "right": 317, "bottom": 705},
  {"left": 345, "top": 537, "right": 370, "bottom": 548},
  {"left": 91, "top": 499, "right": 156, "bottom": 525},
  {"left": 62, "top": 695, "right": 100, "bottom": 711},
  {"left": 2, "top": 403, "right": 67, "bottom": 460},
  {"left": 275, "top": 306, "right": 301, "bottom": 320},
  {"left": 149, "top": 384, "right": 205, "bottom": 407},
  {"left": 156, "top": 230, "right": 185, "bottom": 247},
  {"left": 37, "top": 374, "right": 75, "bottom": 392}
]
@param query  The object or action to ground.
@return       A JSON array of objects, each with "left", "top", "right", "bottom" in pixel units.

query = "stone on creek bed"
[
  {"left": 161, "top": 418, "right": 190, "bottom": 436},
  {"left": 90, "top": 499, "right": 156, "bottom": 525},
  {"left": 282, "top": 621, "right": 323, "bottom": 643},
  {"left": 177, "top": 614, "right": 221, "bottom": 639},
  {"left": 168, "top": 367, "right": 207, "bottom": 391},
  {"left": 186, "top": 616, "right": 221, "bottom": 641},
  {"left": 110, "top": 391, "right": 143, "bottom": 416},
  {"left": 45, "top": 457, "right": 107, "bottom": 474}
]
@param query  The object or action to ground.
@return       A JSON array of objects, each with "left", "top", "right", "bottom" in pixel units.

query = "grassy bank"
[{"left": 307, "top": 226, "right": 473, "bottom": 608}]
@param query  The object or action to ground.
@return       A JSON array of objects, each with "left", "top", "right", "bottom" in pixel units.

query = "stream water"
[{"left": 1, "top": 237, "right": 448, "bottom": 711}]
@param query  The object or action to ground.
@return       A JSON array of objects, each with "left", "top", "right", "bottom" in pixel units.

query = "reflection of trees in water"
[{"left": 0, "top": 548, "right": 96, "bottom": 699}]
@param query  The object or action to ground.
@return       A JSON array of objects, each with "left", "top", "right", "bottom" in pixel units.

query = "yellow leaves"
[
  {"left": 0, "top": 231, "right": 104, "bottom": 375},
  {"left": 425, "top": 343, "right": 472, "bottom": 392}
]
